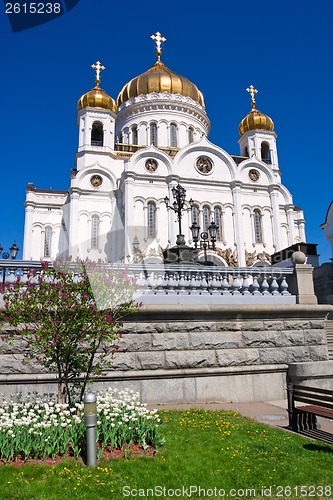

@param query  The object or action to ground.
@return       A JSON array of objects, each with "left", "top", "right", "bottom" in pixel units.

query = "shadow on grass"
[{"left": 303, "top": 443, "right": 333, "bottom": 454}]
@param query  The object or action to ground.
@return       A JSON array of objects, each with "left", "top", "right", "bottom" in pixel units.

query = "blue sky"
[{"left": 1, "top": 0, "right": 333, "bottom": 263}]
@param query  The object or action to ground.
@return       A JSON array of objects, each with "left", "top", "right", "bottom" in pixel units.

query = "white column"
[
  {"left": 124, "top": 178, "right": 135, "bottom": 259},
  {"left": 231, "top": 181, "right": 245, "bottom": 266},
  {"left": 53, "top": 225, "right": 59, "bottom": 259},
  {"left": 269, "top": 137, "right": 279, "bottom": 168},
  {"left": 68, "top": 190, "right": 80, "bottom": 258},
  {"left": 159, "top": 122, "right": 168, "bottom": 147},
  {"left": 138, "top": 124, "right": 146, "bottom": 146},
  {"left": 221, "top": 209, "right": 226, "bottom": 245},
  {"left": 269, "top": 145, "right": 277, "bottom": 167},
  {"left": 79, "top": 116, "right": 85, "bottom": 149},
  {"left": 298, "top": 218, "right": 306, "bottom": 242},
  {"left": 83, "top": 116, "right": 90, "bottom": 147},
  {"left": 166, "top": 184, "right": 175, "bottom": 246},
  {"left": 254, "top": 137, "right": 261, "bottom": 159},
  {"left": 250, "top": 212, "right": 255, "bottom": 247},
  {"left": 261, "top": 211, "right": 267, "bottom": 247},
  {"left": 23, "top": 205, "right": 34, "bottom": 260},
  {"left": 105, "top": 116, "right": 115, "bottom": 151},
  {"left": 178, "top": 124, "right": 187, "bottom": 148},
  {"left": 269, "top": 188, "right": 282, "bottom": 251},
  {"left": 155, "top": 206, "right": 160, "bottom": 242},
  {"left": 286, "top": 205, "right": 296, "bottom": 246},
  {"left": 40, "top": 228, "right": 45, "bottom": 260},
  {"left": 187, "top": 208, "right": 192, "bottom": 244}
]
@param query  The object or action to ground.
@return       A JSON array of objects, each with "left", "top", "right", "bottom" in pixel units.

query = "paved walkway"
[{"left": 150, "top": 400, "right": 333, "bottom": 434}]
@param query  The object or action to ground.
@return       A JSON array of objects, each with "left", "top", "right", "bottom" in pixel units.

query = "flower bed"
[{"left": 0, "top": 388, "right": 163, "bottom": 463}]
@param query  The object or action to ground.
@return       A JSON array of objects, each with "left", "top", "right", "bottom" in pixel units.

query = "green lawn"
[{"left": 0, "top": 409, "right": 332, "bottom": 500}]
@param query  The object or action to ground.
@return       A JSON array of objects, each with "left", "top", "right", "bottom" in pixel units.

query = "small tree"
[{"left": 1, "top": 260, "right": 139, "bottom": 404}]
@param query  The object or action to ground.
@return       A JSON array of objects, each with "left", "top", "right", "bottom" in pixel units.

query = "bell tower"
[
  {"left": 76, "top": 61, "right": 117, "bottom": 171},
  {"left": 238, "top": 85, "right": 279, "bottom": 174}
]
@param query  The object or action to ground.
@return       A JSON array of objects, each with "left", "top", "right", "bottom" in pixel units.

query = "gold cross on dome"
[
  {"left": 246, "top": 85, "right": 258, "bottom": 108},
  {"left": 151, "top": 31, "right": 166, "bottom": 60},
  {"left": 91, "top": 61, "right": 105, "bottom": 86}
]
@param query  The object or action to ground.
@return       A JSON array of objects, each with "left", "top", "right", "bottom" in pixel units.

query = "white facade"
[
  {"left": 23, "top": 48, "right": 305, "bottom": 267},
  {"left": 321, "top": 202, "right": 333, "bottom": 258}
]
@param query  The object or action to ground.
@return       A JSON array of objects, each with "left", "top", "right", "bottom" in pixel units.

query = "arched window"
[
  {"left": 44, "top": 226, "right": 52, "bottom": 258},
  {"left": 202, "top": 206, "right": 210, "bottom": 232},
  {"left": 147, "top": 202, "right": 156, "bottom": 238},
  {"left": 170, "top": 123, "right": 177, "bottom": 147},
  {"left": 191, "top": 205, "right": 199, "bottom": 224},
  {"left": 118, "top": 132, "right": 123, "bottom": 144},
  {"left": 261, "top": 142, "right": 271, "bottom": 163},
  {"left": 132, "top": 125, "right": 138, "bottom": 145},
  {"left": 253, "top": 209, "right": 263, "bottom": 243},
  {"left": 91, "top": 121, "right": 103, "bottom": 146},
  {"left": 244, "top": 146, "right": 249, "bottom": 157},
  {"left": 150, "top": 123, "right": 157, "bottom": 146},
  {"left": 188, "top": 127, "right": 194, "bottom": 144},
  {"left": 91, "top": 215, "right": 99, "bottom": 249},
  {"left": 214, "top": 207, "right": 222, "bottom": 240}
]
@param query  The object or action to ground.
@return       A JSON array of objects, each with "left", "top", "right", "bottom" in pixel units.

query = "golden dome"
[
  {"left": 238, "top": 85, "right": 274, "bottom": 136},
  {"left": 238, "top": 107, "right": 274, "bottom": 136},
  {"left": 117, "top": 60, "right": 205, "bottom": 108},
  {"left": 78, "top": 60, "right": 116, "bottom": 112},
  {"left": 78, "top": 85, "right": 116, "bottom": 112}
]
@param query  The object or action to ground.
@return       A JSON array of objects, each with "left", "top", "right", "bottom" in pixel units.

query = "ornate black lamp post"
[
  {"left": 164, "top": 184, "right": 187, "bottom": 246},
  {"left": 0, "top": 242, "right": 19, "bottom": 285},
  {"left": 0, "top": 242, "right": 19, "bottom": 260},
  {"left": 164, "top": 183, "right": 198, "bottom": 264},
  {"left": 190, "top": 221, "right": 218, "bottom": 265},
  {"left": 164, "top": 183, "right": 219, "bottom": 265}
]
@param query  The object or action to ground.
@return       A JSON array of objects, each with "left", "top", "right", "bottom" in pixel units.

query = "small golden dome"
[
  {"left": 238, "top": 107, "right": 274, "bottom": 136},
  {"left": 239, "top": 85, "right": 274, "bottom": 136},
  {"left": 78, "top": 60, "right": 116, "bottom": 112},
  {"left": 78, "top": 85, "right": 116, "bottom": 112},
  {"left": 117, "top": 60, "right": 205, "bottom": 108}
]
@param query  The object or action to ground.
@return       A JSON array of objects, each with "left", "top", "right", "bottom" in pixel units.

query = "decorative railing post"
[{"left": 288, "top": 251, "right": 317, "bottom": 305}]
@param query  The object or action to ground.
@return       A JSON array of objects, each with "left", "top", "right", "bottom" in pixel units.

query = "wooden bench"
[{"left": 287, "top": 383, "right": 333, "bottom": 444}]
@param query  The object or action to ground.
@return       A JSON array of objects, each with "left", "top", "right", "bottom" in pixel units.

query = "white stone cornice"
[
  {"left": 77, "top": 108, "right": 116, "bottom": 119},
  {"left": 116, "top": 94, "right": 210, "bottom": 132},
  {"left": 118, "top": 92, "right": 206, "bottom": 112}
]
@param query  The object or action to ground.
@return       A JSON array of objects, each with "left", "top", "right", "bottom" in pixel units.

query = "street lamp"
[
  {"left": 0, "top": 242, "right": 19, "bottom": 260},
  {"left": 190, "top": 221, "right": 218, "bottom": 265},
  {"left": 164, "top": 183, "right": 187, "bottom": 246},
  {"left": 0, "top": 242, "right": 19, "bottom": 285}
]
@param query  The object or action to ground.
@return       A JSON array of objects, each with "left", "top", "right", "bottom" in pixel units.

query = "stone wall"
[
  {"left": 288, "top": 360, "right": 333, "bottom": 390},
  {"left": 0, "top": 304, "right": 332, "bottom": 403}
]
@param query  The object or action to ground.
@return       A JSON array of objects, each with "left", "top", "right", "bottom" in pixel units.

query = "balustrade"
[
  {"left": 0, "top": 261, "right": 296, "bottom": 305},
  {"left": 126, "top": 264, "right": 294, "bottom": 303}
]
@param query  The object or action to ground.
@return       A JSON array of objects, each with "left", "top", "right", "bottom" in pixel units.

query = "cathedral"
[{"left": 23, "top": 32, "right": 305, "bottom": 267}]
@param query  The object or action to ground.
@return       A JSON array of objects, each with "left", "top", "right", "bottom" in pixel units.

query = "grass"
[{"left": 0, "top": 408, "right": 332, "bottom": 499}]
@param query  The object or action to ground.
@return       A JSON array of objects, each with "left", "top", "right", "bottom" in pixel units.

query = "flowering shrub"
[
  {"left": 0, "top": 388, "right": 163, "bottom": 463},
  {"left": 1, "top": 260, "right": 140, "bottom": 404}
]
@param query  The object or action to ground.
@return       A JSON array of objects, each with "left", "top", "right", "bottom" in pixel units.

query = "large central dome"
[{"left": 117, "top": 60, "right": 205, "bottom": 108}]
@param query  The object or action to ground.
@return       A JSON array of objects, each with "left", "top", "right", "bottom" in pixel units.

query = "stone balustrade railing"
[
  {"left": 0, "top": 261, "right": 297, "bottom": 305},
  {"left": 127, "top": 264, "right": 295, "bottom": 304}
]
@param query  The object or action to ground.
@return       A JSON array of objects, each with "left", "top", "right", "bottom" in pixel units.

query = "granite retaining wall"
[{"left": 0, "top": 304, "right": 332, "bottom": 403}]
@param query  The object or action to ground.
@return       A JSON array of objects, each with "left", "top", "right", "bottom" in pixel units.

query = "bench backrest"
[{"left": 291, "top": 384, "right": 333, "bottom": 410}]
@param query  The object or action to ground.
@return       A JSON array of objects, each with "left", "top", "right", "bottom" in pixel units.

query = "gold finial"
[
  {"left": 246, "top": 85, "right": 258, "bottom": 108},
  {"left": 150, "top": 31, "right": 166, "bottom": 61},
  {"left": 91, "top": 60, "right": 105, "bottom": 87}
]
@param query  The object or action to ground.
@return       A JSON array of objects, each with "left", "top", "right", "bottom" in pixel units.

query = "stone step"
[{"left": 325, "top": 320, "right": 333, "bottom": 360}]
